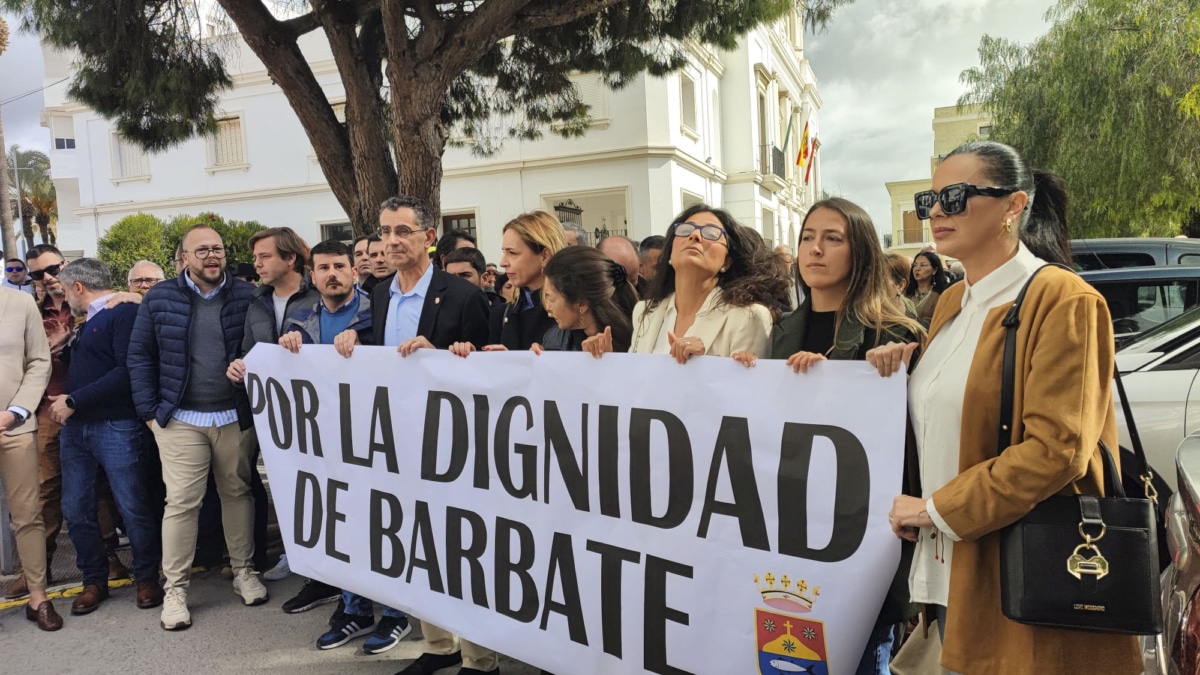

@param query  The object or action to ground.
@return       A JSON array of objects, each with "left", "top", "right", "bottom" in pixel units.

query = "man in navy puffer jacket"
[{"left": 128, "top": 225, "right": 268, "bottom": 631}]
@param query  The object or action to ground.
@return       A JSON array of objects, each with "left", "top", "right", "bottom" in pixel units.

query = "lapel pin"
[{"left": 435, "top": 297, "right": 441, "bottom": 305}]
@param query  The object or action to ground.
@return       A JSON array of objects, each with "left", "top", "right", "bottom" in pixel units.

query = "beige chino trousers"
[
  {"left": 0, "top": 432, "right": 48, "bottom": 592},
  {"left": 421, "top": 620, "right": 500, "bottom": 672},
  {"left": 153, "top": 419, "right": 254, "bottom": 590}
]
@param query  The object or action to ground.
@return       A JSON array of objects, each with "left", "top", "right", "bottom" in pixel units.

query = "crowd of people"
[{"left": 0, "top": 139, "right": 1139, "bottom": 675}]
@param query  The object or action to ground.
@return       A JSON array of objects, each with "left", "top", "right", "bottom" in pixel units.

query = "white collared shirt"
[
  {"left": 907, "top": 243, "right": 1045, "bottom": 606},
  {"left": 86, "top": 293, "right": 116, "bottom": 321}
]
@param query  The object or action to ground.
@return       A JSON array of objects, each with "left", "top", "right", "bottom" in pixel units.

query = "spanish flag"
[{"left": 797, "top": 121, "right": 810, "bottom": 167}]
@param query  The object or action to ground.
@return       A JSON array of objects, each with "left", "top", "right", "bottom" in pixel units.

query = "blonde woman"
[{"left": 449, "top": 211, "right": 567, "bottom": 355}]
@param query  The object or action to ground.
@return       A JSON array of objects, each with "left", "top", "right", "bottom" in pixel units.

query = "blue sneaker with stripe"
[
  {"left": 317, "top": 613, "right": 374, "bottom": 650},
  {"left": 361, "top": 615, "right": 412, "bottom": 655}
]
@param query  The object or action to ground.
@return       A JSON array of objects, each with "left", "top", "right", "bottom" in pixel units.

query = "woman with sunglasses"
[
  {"left": 904, "top": 250, "right": 948, "bottom": 327},
  {"left": 868, "top": 141, "right": 1138, "bottom": 674},
  {"left": 450, "top": 211, "right": 566, "bottom": 356},
  {"left": 732, "top": 198, "right": 923, "bottom": 675},
  {"left": 619, "top": 205, "right": 783, "bottom": 361},
  {"left": 531, "top": 246, "right": 639, "bottom": 354}
]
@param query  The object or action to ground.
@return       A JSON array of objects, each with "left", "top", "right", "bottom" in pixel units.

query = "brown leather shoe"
[
  {"left": 72, "top": 583, "right": 109, "bottom": 615},
  {"left": 136, "top": 580, "right": 164, "bottom": 609},
  {"left": 25, "top": 600, "right": 63, "bottom": 631},
  {"left": 107, "top": 553, "right": 130, "bottom": 581},
  {"left": 5, "top": 573, "right": 28, "bottom": 599}
]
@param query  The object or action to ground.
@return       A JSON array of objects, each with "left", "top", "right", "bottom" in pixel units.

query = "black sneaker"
[
  {"left": 395, "top": 651, "right": 462, "bottom": 675},
  {"left": 281, "top": 579, "right": 340, "bottom": 614},
  {"left": 316, "top": 613, "right": 374, "bottom": 650},
  {"left": 328, "top": 596, "right": 345, "bottom": 627},
  {"left": 362, "top": 615, "right": 412, "bottom": 655}
]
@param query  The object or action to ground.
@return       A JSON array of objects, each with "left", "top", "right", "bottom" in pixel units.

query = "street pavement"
[{"left": 0, "top": 570, "right": 542, "bottom": 675}]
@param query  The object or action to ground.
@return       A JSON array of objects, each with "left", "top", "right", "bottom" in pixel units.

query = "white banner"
[{"left": 243, "top": 345, "right": 907, "bottom": 675}]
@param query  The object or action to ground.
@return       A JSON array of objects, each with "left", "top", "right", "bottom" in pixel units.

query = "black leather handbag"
[{"left": 996, "top": 264, "right": 1163, "bottom": 635}]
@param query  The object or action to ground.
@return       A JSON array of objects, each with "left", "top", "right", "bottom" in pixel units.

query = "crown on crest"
[{"left": 754, "top": 572, "right": 819, "bottom": 614}]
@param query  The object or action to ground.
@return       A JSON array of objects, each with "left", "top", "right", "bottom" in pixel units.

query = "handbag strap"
[
  {"left": 1112, "top": 365, "right": 1160, "bottom": 505},
  {"left": 997, "top": 263, "right": 1123, "bottom": 496}
]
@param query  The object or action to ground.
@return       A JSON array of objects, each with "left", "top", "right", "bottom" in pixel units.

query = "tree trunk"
[
  {"left": 36, "top": 214, "right": 50, "bottom": 245},
  {"left": 0, "top": 121, "right": 16, "bottom": 258},
  {"left": 19, "top": 206, "right": 34, "bottom": 250},
  {"left": 391, "top": 113, "right": 448, "bottom": 224}
]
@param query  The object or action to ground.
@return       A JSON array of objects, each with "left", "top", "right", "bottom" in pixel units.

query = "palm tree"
[
  {"left": 0, "top": 17, "right": 16, "bottom": 258},
  {"left": 7, "top": 145, "right": 54, "bottom": 247}
]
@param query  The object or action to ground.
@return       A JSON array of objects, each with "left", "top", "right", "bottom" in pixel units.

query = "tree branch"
[
  {"left": 509, "top": 0, "right": 626, "bottom": 34},
  {"left": 281, "top": 11, "right": 321, "bottom": 37},
  {"left": 413, "top": 0, "right": 446, "bottom": 59}
]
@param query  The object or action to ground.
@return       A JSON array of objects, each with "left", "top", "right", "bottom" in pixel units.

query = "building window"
[
  {"left": 978, "top": 125, "right": 992, "bottom": 136},
  {"left": 762, "top": 207, "right": 775, "bottom": 249},
  {"left": 50, "top": 116, "right": 75, "bottom": 150},
  {"left": 320, "top": 222, "right": 354, "bottom": 244},
  {"left": 570, "top": 74, "right": 610, "bottom": 129},
  {"left": 113, "top": 135, "right": 149, "bottom": 180},
  {"left": 213, "top": 117, "right": 246, "bottom": 167},
  {"left": 442, "top": 212, "right": 477, "bottom": 239},
  {"left": 680, "top": 74, "right": 698, "bottom": 135},
  {"left": 902, "top": 210, "right": 925, "bottom": 244}
]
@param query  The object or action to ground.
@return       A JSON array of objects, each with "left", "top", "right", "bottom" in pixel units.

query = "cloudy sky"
[
  {"left": 0, "top": 12, "right": 51, "bottom": 153},
  {"left": 806, "top": 0, "right": 1054, "bottom": 233},
  {"left": 0, "top": 3, "right": 1056, "bottom": 234}
]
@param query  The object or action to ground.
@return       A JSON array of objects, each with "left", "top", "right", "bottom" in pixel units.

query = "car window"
[
  {"left": 1180, "top": 254, "right": 1200, "bottom": 266},
  {"left": 1121, "top": 306, "right": 1200, "bottom": 354},
  {"left": 1094, "top": 280, "right": 1200, "bottom": 337},
  {"left": 1072, "top": 252, "right": 1157, "bottom": 271}
]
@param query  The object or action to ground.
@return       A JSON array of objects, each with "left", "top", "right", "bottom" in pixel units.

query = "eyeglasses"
[
  {"left": 29, "top": 264, "right": 64, "bottom": 281},
  {"left": 914, "top": 183, "right": 1016, "bottom": 220},
  {"left": 673, "top": 222, "right": 727, "bottom": 242},
  {"left": 5, "top": 266, "right": 24, "bottom": 273},
  {"left": 189, "top": 246, "right": 226, "bottom": 259},
  {"left": 129, "top": 277, "right": 162, "bottom": 287},
  {"left": 379, "top": 225, "right": 427, "bottom": 237}
]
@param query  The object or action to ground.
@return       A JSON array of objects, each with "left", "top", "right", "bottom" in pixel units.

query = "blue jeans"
[
  {"left": 855, "top": 620, "right": 897, "bottom": 675},
  {"left": 342, "top": 590, "right": 405, "bottom": 619},
  {"left": 61, "top": 419, "right": 162, "bottom": 585}
]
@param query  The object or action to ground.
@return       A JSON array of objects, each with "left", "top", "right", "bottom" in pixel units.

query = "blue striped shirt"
[{"left": 172, "top": 271, "right": 238, "bottom": 428}]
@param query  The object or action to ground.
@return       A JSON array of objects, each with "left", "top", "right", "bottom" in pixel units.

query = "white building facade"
[{"left": 41, "top": 12, "right": 823, "bottom": 259}]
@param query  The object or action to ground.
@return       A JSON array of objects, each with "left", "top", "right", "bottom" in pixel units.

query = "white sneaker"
[
  {"left": 233, "top": 569, "right": 269, "bottom": 606},
  {"left": 263, "top": 554, "right": 291, "bottom": 581},
  {"left": 160, "top": 587, "right": 191, "bottom": 631}
]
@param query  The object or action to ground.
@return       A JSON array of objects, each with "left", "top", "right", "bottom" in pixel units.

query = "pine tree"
[{"left": 6, "top": 0, "right": 851, "bottom": 234}]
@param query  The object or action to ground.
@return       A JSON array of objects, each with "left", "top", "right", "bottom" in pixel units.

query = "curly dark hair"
[
  {"left": 904, "top": 250, "right": 950, "bottom": 297},
  {"left": 644, "top": 204, "right": 788, "bottom": 321}
]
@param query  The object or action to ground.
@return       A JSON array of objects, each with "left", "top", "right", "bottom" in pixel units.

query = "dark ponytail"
[
  {"left": 1023, "top": 169, "right": 1071, "bottom": 266},
  {"left": 945, "top": 141, "right": 1072, "bottom": 266},
  {"left": 543, "top": 247, "right": 638, "bottom": 353}
]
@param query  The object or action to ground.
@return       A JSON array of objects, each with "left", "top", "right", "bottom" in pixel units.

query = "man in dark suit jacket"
[{"left": 369, "top": 196, "right": 489, "bottom": 351}]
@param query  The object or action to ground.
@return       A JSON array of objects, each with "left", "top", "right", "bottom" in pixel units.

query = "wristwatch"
[{"left": 65, "top": 396, "right": 76, "bottom": 410}]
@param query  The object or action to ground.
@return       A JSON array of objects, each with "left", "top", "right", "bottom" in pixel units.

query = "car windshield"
[{"left": 1120, "top": 305, "right": 1200, "bottom": 355}]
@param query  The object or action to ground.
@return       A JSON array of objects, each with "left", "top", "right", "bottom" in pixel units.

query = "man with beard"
[{"left": 128, "top": 225, "right": 265, "bottom": 631}]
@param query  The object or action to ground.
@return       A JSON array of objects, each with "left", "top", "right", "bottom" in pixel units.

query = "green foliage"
[
  {"left": 97, "top": 211, "right": 265, "bottom": 285},
  {"left": 163, "top": 212, "right": 264, "bottom": 273},
  {"left": 96, "top": 213, "right": 170, "bottom": 285},
  {"left": 961, "top": 0, "right": 1200, "bottom": 238}
]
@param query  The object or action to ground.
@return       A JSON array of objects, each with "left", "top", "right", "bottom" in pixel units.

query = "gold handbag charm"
[{"left": 1067, "top": 543, "right": 1109, "bottom": 580}]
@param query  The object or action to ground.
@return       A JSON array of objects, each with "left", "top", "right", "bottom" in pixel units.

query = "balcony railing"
[{"left": 758, "top": 144, "right": 787, "bottom": 179}]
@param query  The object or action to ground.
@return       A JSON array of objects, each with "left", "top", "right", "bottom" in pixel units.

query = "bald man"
[{"left": 598, "top": 236, "right": 642, "bottom": 295}]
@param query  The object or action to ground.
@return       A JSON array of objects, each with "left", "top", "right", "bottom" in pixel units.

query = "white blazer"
[{"left": 630, "top": 287, "right": 772, "bottom": 357}]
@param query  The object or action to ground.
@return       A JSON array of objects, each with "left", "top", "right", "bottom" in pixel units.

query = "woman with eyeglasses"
[
  {"left": 615, "top": 205, "right": 783, "bottom": 361},
  {"left": 904, "top": 251, "right": 948, "bottom": 327},
  {"left": 732, "top": 199, "right": 924, "bottom": 675},
  {"left": 450, "top": 211, "right": 566, "bottom": 356},
  {"left": 868, "top": 141, "right": 1138, "bottom": 674},
  {"left": 531, "top": 245, "right": 639, "bottom": 354}
]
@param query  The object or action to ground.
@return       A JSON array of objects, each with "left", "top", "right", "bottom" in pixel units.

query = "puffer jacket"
[
  {"left": 241, "top": 276, "right": 320, "bottom": 354},
  {"left": 283, "top": 288, "right": 374, "bottom": 345},
  {"left": 128, "top": 273, "right": 256, "bottom": 429}
]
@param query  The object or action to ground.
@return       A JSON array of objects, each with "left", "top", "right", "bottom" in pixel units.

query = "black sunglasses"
[
  {"left": 914, "top": 182, "right": 1016, "bottom": 220},
  {"left": 5, "top": 266, "right": 24, "bottom": 273},
  {"left": 29, "top": 264, "right": 64, "bottom": 281}
]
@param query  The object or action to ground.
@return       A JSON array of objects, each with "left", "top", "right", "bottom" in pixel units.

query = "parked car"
[
  {"left": 1141, "top": 433, "right": 1200, "bottom": 675},
  {"left": 1073, "top": 237, "right": 1200, "bottom": 271},
  {"left": 1114, "top": 307, "right": 1200, "bottom": 495},
  {"left": 1080, "top": 266, "right": 1200, "bottom": 344}
]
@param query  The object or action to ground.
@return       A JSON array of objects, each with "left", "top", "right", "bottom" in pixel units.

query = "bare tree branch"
[
  {"left": 413, "top": 0, "right": 446, "bottom": 59},
  {"left": 509, "top": 0, "right": 626, "bottom": 34}
]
